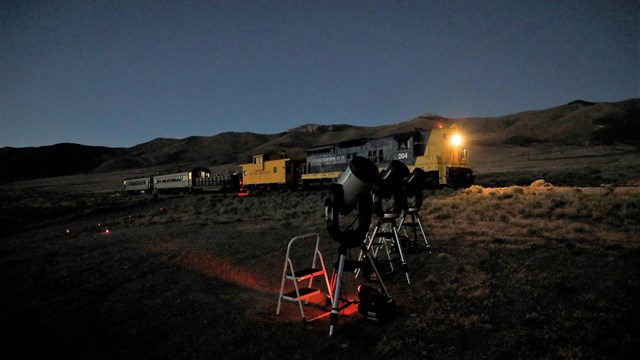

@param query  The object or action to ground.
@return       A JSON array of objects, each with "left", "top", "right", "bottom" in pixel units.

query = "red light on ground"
[
  {"left": 340, "top": 301, "right": 360, "bottom": 316},
  {"left": 65, "top": 229, "right": 71, "bottom": 235},
  {"left": 237, "top": 185, "right": 250, "bottom": 197},
  {"left": 105, "top": 229, "right": 110, "bottom": 234},
  {"left": 175, "top": 249, "right": 273, "bottom": 293}
]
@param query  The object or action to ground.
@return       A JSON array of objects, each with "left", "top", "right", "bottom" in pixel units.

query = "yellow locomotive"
[{"left": 239, "top": 125, "right": 473, "bottom": 190}]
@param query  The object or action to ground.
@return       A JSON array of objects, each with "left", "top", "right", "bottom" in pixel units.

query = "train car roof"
[
  {"left": 305, "top": 130, "right": 424, "bottom": 152},
  {"left": 124, "top": 175, "right": 152, "bottom": 180}
]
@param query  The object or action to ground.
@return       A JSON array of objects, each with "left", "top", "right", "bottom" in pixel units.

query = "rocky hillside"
[
  {"left": 1, "top": 98, "right": 638, "bottom": 182},
  {"left": 456, "top": 99, "right": 640, "bottom": 147},
  {"left": 0, "top": 144, "right": 126, "bottom": 182}
]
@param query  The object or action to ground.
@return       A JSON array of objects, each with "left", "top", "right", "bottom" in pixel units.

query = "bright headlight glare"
[{"left": 451, "top": 134, "right": 462, "bottom": 146}]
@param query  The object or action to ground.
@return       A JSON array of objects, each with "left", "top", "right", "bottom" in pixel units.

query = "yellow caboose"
[{"left": 239, "top": 154, "right": 301, "bottom": 189}]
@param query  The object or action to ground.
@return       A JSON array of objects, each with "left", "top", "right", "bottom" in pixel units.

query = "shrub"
[
  {"left": 497, "top": 187, "right": 524, "bottom": 200},
  {"left": 507, "top": 186, "right": 525, "bottom": 195},
  {"left": 465, "top": 185, "right": 484, "bottom": 195},
  {"left": 530, "top": 179, "right": 552, "bottom": 187}
]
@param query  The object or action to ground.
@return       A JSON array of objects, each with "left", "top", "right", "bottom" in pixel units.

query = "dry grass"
[{"left": 1, "top": 182, "right": 639, "bottom": 359}]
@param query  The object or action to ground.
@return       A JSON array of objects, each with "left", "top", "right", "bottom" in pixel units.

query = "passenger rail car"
[
  {"left": 153, "top": 167, "right": 207, "bottom": 192},
  {"left": 194, "top": 172, "right": 240, "bottom": 193},
  {"left": 123, "top": 176, "right": 153, "bottom": 194},
  {"left": 124, "top": 168, "right": 239, "bottom": 194}
]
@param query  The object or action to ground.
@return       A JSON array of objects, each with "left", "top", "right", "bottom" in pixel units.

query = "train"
[
  {"left": 123, "top": 167, "right": 239, "bottom": 194},
  {"left": 124, "top": 125, "right": 473, "bottom": 194},
  {"left": 240, "top": 125, "right": 473, "bottom": 190}
]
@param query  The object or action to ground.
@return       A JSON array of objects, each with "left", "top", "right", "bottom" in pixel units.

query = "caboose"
[{"left": 239, "top": 154, "right": 303, "bottom": 190}]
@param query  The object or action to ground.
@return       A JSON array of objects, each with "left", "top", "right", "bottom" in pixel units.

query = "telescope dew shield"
[
  {"left": 336, "top": 156, "right": 379, "bottom": 215},
  {"left": 379, "top": 160, "right": 410, "bottom": 198},
  {"left": 405, "top": 168, "right": 427, "bottom": 209},
  {"left": 405, "top": 168, "right": 426, "bottom": 192}
]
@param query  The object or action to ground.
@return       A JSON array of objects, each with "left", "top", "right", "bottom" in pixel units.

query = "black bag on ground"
[{"left": 357, "top": 285, "right": 394, "bottom": 322}]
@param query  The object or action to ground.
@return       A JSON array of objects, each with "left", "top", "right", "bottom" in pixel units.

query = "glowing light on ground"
[
  {"left": 150, "top": 244, "right": 274, "bottom": 294},
  {"left": 149, "top": 241, "right": 365, "bottom": 324}
]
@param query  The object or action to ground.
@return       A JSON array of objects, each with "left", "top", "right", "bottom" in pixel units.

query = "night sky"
[{"left": 1, "top": 0, "right": 638, "bottom": 148}]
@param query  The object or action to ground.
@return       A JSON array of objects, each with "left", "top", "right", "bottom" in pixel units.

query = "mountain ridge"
[{"left": 1, "top": 98, "right": 638, "bottom": 182}]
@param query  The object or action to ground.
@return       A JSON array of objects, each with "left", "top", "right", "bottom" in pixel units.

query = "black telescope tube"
[{"left": 336, "top": 156, "right": 379, "bottom": 215}]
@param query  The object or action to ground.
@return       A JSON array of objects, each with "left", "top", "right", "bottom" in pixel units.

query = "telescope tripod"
[
  {"left": 397, "top": 207, "right": 431, "bottom": 251},
  {"left": 364, "top": 213, "right": 411, "bottom": 285},
  {"left": 329, "top": 240, "right": 391, "bottom": 336}
]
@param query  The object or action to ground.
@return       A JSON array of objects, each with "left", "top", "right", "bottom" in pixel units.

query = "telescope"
[
  {"left": 325, "top": 156, "right": 379, "bottom": 247},
  {"left": 403, "top": 167, "right": 427, "bottom": 210},
  {"left": 373, "top": 160, "right": 410, "bottom": 217},
  {"left": 396, "top": 167, "right": 432, "bottom": 252},
  {"left": 324, "top": 156, "right": 393, "bottom": 335},
  {"left": 367, "top": 160, "right": 415, "bottom": 284}
]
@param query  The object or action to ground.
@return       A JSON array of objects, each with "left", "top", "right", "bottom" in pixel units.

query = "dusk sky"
[{"left": 1, "top": 0, "right": 638, "bottom": 148}]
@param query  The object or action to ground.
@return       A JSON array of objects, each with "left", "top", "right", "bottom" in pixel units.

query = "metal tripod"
[
  {"left": 364, "top": 213, "right": 411, "bottom": 285},
  {"left": 329, "top": 240, "right": 391, "bottom": 336},
  {"left": 397, "top": 207, "right": 430, "bottom": 251}
]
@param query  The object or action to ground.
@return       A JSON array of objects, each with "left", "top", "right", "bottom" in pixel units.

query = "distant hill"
[
  {"left": 1, "top": 99, "right": 638, "bottom": 182},
  {"left": 93, "top": 132, "right": 279, "bottom": 173},
  {"left": 455, "top": 98, "right": 640, "bottom": 147},
  {"left": 0, "top": 144, "right": 126, "bottom": 182}
]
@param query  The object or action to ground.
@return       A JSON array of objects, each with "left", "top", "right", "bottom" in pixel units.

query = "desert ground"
[{"left": 1, "top": 166, "right": 639, "bottom": 360}]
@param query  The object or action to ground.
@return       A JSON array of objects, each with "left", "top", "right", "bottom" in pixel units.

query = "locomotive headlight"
[{"left": 451, "top": 134, "right": 462, "bottom": 146}]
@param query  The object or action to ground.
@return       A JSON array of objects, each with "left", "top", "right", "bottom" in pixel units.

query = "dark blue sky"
[{"left": 1, "top": 0, "right": 638, "bottom": 148}]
